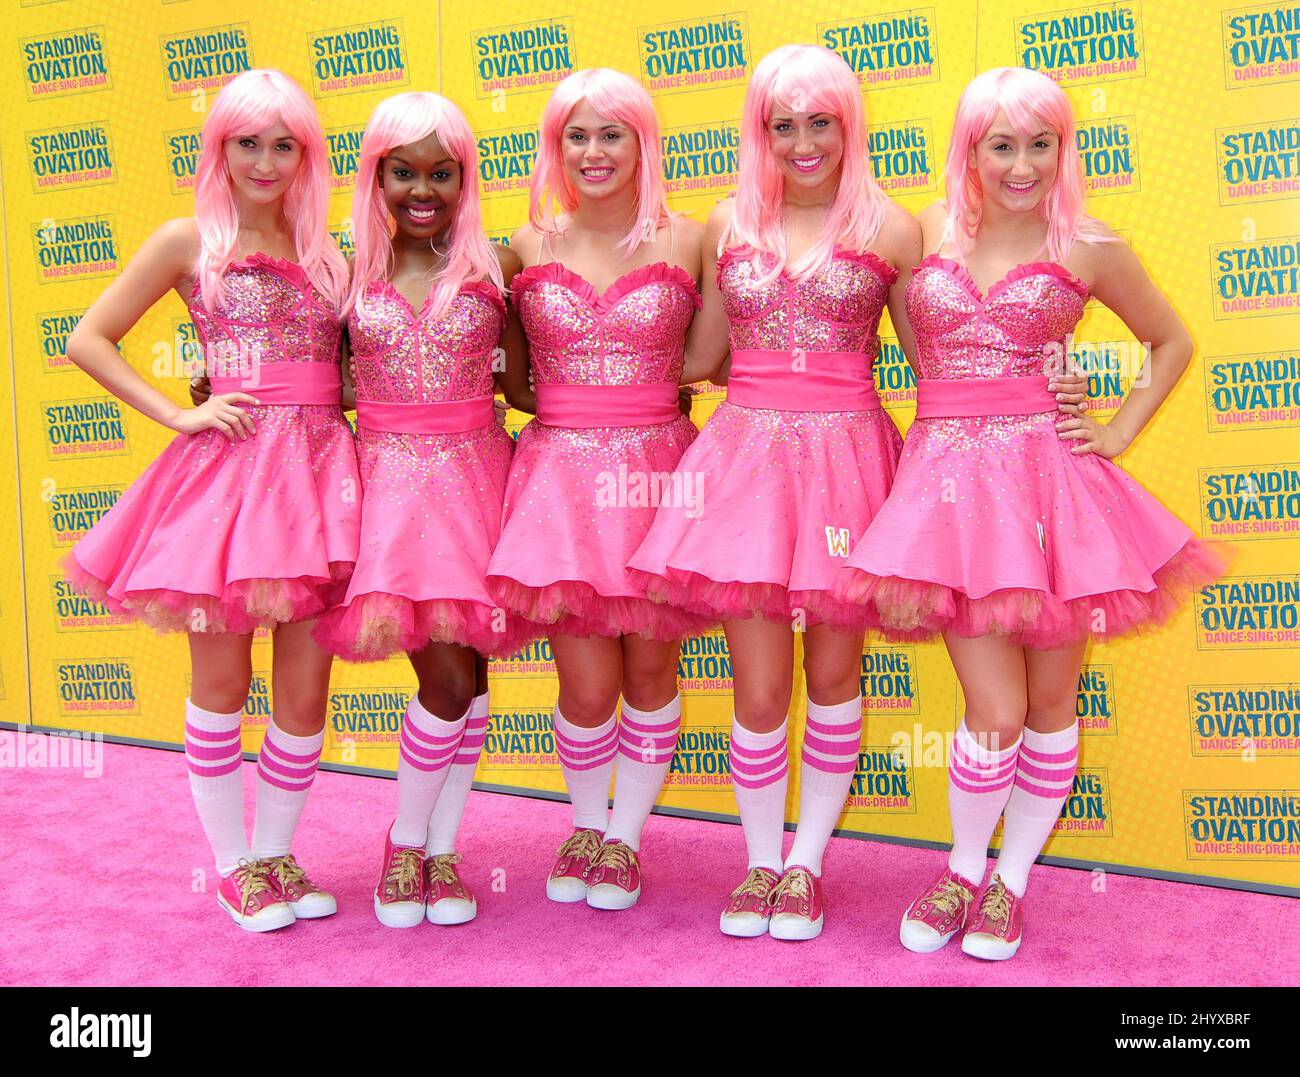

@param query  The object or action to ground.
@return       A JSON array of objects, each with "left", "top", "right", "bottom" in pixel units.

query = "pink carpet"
[{"left": 2, "top": 733, "right": 1293, "bottom": 987}]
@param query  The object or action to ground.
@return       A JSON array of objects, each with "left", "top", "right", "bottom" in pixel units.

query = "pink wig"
[
  {"left": 348, "top": 91, "right": 500, "bottom": 319},
  {"left": 724, "top": 44, "right": 890, "bottom": 285},
  {"left": 944, "top": 66, "right": 1111, "bottom": 260},
  {"left": 528, "top": 68, "right": 670, "bottom": 255},
  {"left": 193, "top": 69, "right": 347, "bottom": 313}
]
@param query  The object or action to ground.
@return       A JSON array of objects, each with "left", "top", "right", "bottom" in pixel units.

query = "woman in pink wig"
[
  {"left": 838, "top": 67, "right": 1229, "bottom": 960},
  {"left": 63, "top": 69, "right": 355, "bottom": 932},
  {"left": 485, "top": 68, "right": 707, "bottom": 911},
  {"left": 631, "top": 46, "right": 1090, "bottom": 941},
  {"left": 311, "top": 91, "right": 534, "bottom": 930}
]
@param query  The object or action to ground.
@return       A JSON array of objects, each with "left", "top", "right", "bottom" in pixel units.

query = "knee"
[
  {"left": 557, "top": 682, "right": 619, "bottom": 728},
  {"left": 733, "top": 678, "right": 791, "bottom": 734},
  {"left": 1025, "top": 686, "right": 1079, "bottom": 734},
  {"left": 620, "top": 657, "right": 679, "bottom": 712},
  {"left": 190, "top": 673, "right": 252, "bottom": 716},
  {"left": 416, "top": 667, "right": 477, "bottom": 722},
  {"left": 804, "top": 666, "right": 860, "bottom": 707},
  {"left": 963, "top": 699, "right": 1027, "bottom": 751}
]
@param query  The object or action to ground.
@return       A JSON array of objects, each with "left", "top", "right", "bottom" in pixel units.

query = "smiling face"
[
  {"left": 379, "top": 131, "right": 461, "bottom": 245},
  {"left": 765, "top": 106, "right": 844, "bottom": 196},
  {"left": 224, "top": 122, "right": 304, "bottom": 205},
  {"left": 560, "top": 98, "right": 640, "bottom": 204},
  {"left": 969, "top": 108, "right": 1061, "bottom": 217}
]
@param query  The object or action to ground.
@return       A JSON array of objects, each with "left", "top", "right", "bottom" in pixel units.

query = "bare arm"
[
  {"left": 67, "top": 217, "right": 257, "bottom": 439},
  {"left": 492, "top": 240, "right": 535, "bottom": 414},
  {"left": 1056, "top": 230, "right": 1189, "bottom": 457},
  {"left": 877, "top": 201, "right": 923, "bottom": 373},
  {"left": 680, "top": 201, "right": 733, "bottom": 386}
]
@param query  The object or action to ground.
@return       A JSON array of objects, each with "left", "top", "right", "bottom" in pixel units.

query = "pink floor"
[{"left": 3, "top": 733, "right": 1294, "bottom": 987}]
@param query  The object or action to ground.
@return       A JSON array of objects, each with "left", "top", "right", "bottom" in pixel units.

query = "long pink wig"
[
  {"left": 193, "top": 68, "right": 347, "bottom": 313},
  {"left": 944, "top": 66, "right": 1111, "bottom": 260},
  {"left": 724, "top": 44, "right": 890, "bottom": 284},
  {"left": 348, "top": 92, "right": 501, "bottom": 319},
  {"left": 528, "top": 68, "right": 670, "bottom": 255}
]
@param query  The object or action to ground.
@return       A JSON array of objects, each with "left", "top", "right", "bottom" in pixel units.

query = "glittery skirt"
[
  {"left": 486, "top": 413, "right": 709, "bottom": 641},
  {"left": 627, "top": 401, "right": 904, "bottom": 629},
  {"left": 313, "top": 423, "right": 536, "bottom": 660},
  {"left": 835, "top": 412, "right": 1232, "bottom": 648},
  {"left": 63, "top": 404, "right": 360, "bottom": 634}
]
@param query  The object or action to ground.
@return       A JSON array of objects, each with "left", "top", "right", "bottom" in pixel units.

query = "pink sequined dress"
[
  {"left": 837, "top": 255, "right": 1229, "bottom": 648},
  {"left": 63, "top": 253, "right": 360, "bottom": 634},
  {"left": 313, "top": 279, "right": 534, "bottom": 661},
  {"left": 629, "top": 247, "right": 903, "bottom": 629},
  {"left": 485, "top": 260, "right": 707, "bottom": 640}
]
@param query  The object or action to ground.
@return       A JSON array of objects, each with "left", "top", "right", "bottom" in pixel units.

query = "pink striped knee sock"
[
  {"left": 785, "top": 695, "right": 863, "bottom": 876},
  {"left": 553, "top": 706, "right": 617, "bottom": 833},
  {"left": 425, "top": 691, "right": 489, "bottom": 856},
  {"left": 389, "top": 694, "right": 468, "bottom": 848},
  {"left": 993, "top": 724, "right": 1080, "bottom": 897},
  {"left": 184, "top": 698, "right": 249, "bottom": 877},
  {"left": 251, "top": 719, "right": 325, "bottom": 859},
  {"left": 947, "top": 721, "right": 1022, "bottom": 886},
  {"left": 605, "top": 695, "right": 682, "bottom": 852},
  {"left": 729, "top": 717, "right": 790, "bottom": 873}
]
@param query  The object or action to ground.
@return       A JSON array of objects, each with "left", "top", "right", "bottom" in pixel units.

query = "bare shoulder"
[
  {"left": 915, "top": 201, "right": 949, "bottom": 253},
  {"left": 508, "top": 224, "right": 543, "bottom": 266},
  {"left": 877, "top": 199, "right": 921, "bottom": 258},
  {"left": 493, "top": 241, "right": 524, "bottom": 284},
  {"left": 150, "top": 217, "right": 201, "bottom": 264},
  {"left": 671, "top": 212, "right": 705, "bottom": 246}
]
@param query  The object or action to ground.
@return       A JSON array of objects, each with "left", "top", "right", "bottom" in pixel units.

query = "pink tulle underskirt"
[
  {"left": 835, "top": 537, "right": 1231, "bottom": 649},
  {"left": 489, "top": 575, "right": 709, "bottom": 643}
]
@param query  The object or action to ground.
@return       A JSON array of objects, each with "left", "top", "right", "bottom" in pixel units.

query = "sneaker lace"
[
  {"left": 767, "top": 867, "right": 812, "bottom": 908},
  {"left": 929, "top": 875, "right": 974, "bottom": 916},
  {"left": 233, "top": 859, "right": 275, "bottom": 915},
  {"left": 979, "top": 880, "right": 1012, "bottom": 927},
  {"left": 264, "top": 853, "right": 308, "bottom": 889},
  {"left": 591, "top": 841, "right": 635, "bottom": 874},
  {"left": 730, "top": 868, "right": 776, "bottom": 902},
  {"left": 556, "top": 829, "right": 603, "bottom": 863},
  {"left": 386, "top": 848, "right": 424, "bottom": 897},
  {"left": 426, "top": 853, "right": 462, "bottom": 887}
]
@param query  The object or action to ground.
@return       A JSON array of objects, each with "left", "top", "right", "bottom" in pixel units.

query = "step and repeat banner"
[{"left": 1, "top": 0, "right": 1296, "bottom": 896}]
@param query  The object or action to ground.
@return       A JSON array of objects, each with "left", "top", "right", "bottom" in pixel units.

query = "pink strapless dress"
[
  {"left": 836, "top": 256, "right": 1230, "bottom": 648},
  {"left": 312, "top": 279, "right": 534, "bottom": 661},
  {"left": 63, "top": 253, "right": 360, "bottom": 634},
  {"left": 629, "top": 247, "right": 904, "bottom": 629},
  {"left": 485, "top": 261, "right": 707, "bottom": 641}
]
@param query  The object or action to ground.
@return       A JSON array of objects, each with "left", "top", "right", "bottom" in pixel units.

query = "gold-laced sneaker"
[
  {"left": 767, "top": 864, "right": 825, "bottom": 941},
  {"left": 546, "top": 828, "right": 605, "bottom": 903},
  {"left": 263, "top": 852, "right": 337, "bottom": 919},
  {"left": 719, "top": 866, "right": 781, "bottom": 938},
  {"left": 961, "top": 874, "right": 1025, "bottom": 961},
  {"left": 586, "top": 839, "right": 642, "bottom": 910},
  {"left": 900, "top": 866, "right": 978, "bottom": 953},
  {"left": 217, "top": 858, "right": 294, "bottom": 933},
  {"left": 373, "top": 832, "right": 426, "bottom": 929},
  {"left": 425, "top": 852, "right": 477, "bottom": 925}
]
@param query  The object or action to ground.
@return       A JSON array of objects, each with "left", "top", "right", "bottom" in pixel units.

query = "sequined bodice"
[
  {"left": 346, "top": 280, "right": 504, "bottom": 404},
  {"left": 906, "top": 256, "right": 1090, "bottom": 380},
  {"left": 512, "top": 262, "right": 700, "bottom": 386},
  {"left": 718, "top": 247, "right": 896, "bottom": 354},
  {"left": 188, "top": 253, "right": 342, "bottom": 374}
]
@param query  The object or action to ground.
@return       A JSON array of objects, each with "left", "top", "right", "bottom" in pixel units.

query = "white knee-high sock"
[
  {"left": 389, "top": 694, "right": 468, "bottom": 848},
  {"left": 946, "top": 721, "right": 1022, "bottom": 886},
  {"left": 605, "top": 695, "right": 682, "bottom": 852},
  {"left": 250, "top": 719, "right": 325, "bottom": 859},
  {"left": 729, "top": 717, "right": 789, "bottom": 873},
  {"left": 994, "top": 724, "right": 1079, "bottom": 897},
  {"left": 552, "top": 706, "right": 617, "bottom": 833},
  {"left": 184, "top": 698, "right": 249, "bottom": 877},
  {"left": 784, "top": 695, "right": 863, "bottom": 876},
  {"left": 425, "top": 690, "right": 489, "bottom": 856}
]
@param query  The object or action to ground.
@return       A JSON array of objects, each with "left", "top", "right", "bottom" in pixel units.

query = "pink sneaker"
[
  {"left": 545, "top": 828, "right": 604, "bottom": 903},
  {"left": 586, "top": 839, "right": 641, "bottom": 910},
  {"left": 767, "top": 865, "right": 825, "bottom": 941},
  {"left": 263, "top": 853, "right": 337, "bottom": 919},
  {"left": 961, "top": 875, "right": 1025, "bottom": 960},
  {"left": 217, "top": 859, "right": 295, "bottom": 933},
  {"left": 899, "top": 866, "right": 978, "bottom": 953},
  {"left": 719, "top": 867, "right": 780, "bottom": 938},
  {"left": 373, "top": 832, "right": 427, "bottom": 929},
  {"left": 425, "top": 853, "right": 477, "bottom": 926}
]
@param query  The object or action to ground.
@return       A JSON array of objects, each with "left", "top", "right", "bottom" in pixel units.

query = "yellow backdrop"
[{"left": 2, "top": 0, "right": 1296, "bottom": 896}]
